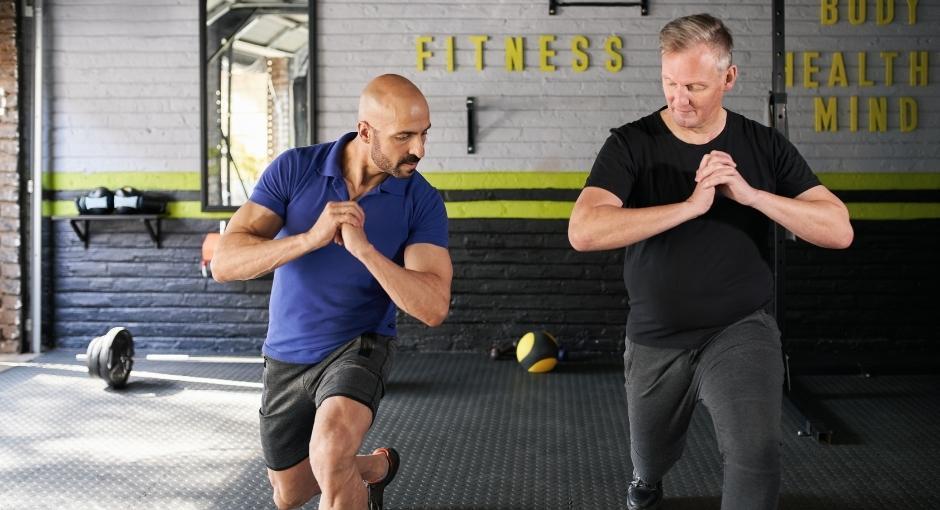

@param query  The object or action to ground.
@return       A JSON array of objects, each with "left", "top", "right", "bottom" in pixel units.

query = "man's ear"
[
  {"left": 357, "top": 121, "right": 371, "bottom": 143},
  {"left": 724, "top": 64, "right": 738, "bottom": 91}
]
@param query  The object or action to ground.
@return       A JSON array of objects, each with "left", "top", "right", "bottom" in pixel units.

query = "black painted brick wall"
[{"left": 50, "top": 218, "right": 940, "bottom": 354}]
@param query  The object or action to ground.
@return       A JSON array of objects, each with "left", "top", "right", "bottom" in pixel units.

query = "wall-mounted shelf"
[
  {"left": 51, "top": 215, "right": 164, "bottom": 249},
  {"left": 548, "top": 0, "right": 649, "bottom": 15}
]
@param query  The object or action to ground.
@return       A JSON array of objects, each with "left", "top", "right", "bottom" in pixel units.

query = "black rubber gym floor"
[{"left": 1, "top": 351, "right": 938, "bottom": 509}]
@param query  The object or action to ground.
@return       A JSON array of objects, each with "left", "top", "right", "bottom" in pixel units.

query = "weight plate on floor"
[
  {"left": 100, "top": 327, "right": 134, "bottom": 389},
  {"left": 86, "top": 335, "right": 102, "bottom": 379}
]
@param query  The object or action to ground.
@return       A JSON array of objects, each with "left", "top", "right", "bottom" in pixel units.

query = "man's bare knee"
[
  {"left": 272, "top": 482, "right": 308, "bottom": 510},
  {"left": 268, "top": 464, "right": 317, "bottom": 510},
  {"left": 310, "top": 439, "right": 357, "bottom": 484}
]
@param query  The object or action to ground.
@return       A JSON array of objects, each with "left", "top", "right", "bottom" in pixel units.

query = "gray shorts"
[{"left": 259, "top": 333, "right": 396, "bottom": 471}]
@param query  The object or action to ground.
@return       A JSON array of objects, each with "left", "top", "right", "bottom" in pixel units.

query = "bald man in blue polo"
[{"left": 212, "top": 74, "right": 452, "bottom": 510}]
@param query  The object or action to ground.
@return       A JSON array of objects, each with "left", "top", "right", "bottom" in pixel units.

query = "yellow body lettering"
[
  {"left": 848, "top": 0, "right": 866, "bottom": 25},
  {"left": 821, "top": 0, "right": 838, "bottom": 24},
  {"left": 876, "top": 0, "right": 895, "bottom": 24},
  {"left": 907, "top": 0, "right": 918, "bottom": 24}
]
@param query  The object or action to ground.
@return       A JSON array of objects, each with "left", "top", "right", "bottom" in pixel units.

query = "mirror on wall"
[{"left": 201, "top": 0, "right": 310, "bottom": 211}]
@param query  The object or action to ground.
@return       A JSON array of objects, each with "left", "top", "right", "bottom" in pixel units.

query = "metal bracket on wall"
[
  {"left": 466, "top": 97, "right": 476, "bottom": 154},
  {"left": 51, "top": 215, "right": 163, "bottom": 249},
  {"left": 549, "top": 0, "right": 648, "bottom": 15}
]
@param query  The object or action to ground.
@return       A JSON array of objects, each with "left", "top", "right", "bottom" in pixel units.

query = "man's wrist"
[
  {"left": 747, "top": 189, "right": 768, "bottom": 209},
  {"left": 352, "top": 242, "right": 378, "bottom": 261},
  {"left": 300, "top": 229, "right": 326, "bottom": 252}
]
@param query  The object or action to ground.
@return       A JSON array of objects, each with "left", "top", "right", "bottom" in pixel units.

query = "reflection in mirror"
[{"left": 203, "top": 0, "right": 309, "bottom": 210}]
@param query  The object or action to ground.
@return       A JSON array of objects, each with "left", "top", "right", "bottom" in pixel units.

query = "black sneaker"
[
  {"left": 367, "top": 447, "right": 400, "bottom": 510},
  {"left": 627, "top": 475, "right": 663, "bottom": 510}
]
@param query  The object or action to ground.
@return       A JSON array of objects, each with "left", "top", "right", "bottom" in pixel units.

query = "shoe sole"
[{"left": 367, "top": 447, "right": 400, "bottom": 510}]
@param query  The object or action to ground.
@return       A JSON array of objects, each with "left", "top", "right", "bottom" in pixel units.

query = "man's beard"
[{"left": 372, "top": 137, "right": 420, "bottom": 178}]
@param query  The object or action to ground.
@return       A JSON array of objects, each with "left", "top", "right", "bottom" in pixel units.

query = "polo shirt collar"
[
  {"left": 322, "top": 131, "right": 411, "bottom": 196},
  {"left": 319, "top": 131, "right": 355, "bottom": 179}
]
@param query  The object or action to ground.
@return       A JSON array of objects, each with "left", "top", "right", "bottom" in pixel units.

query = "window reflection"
[{"left": 203, "top": 0, "right": 308, "bottom": 210}]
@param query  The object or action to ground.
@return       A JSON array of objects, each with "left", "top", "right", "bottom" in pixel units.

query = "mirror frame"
[{"left": 199, "top": 1, "right": 317, "bottom": 212}]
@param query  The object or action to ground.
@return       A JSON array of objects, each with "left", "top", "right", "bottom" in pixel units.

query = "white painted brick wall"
[
  {"left": 48, "top": 0, "right": 199, "bottom": 173},
  {"left": 316, "top": 0, "right": 774, "bottom": 171},
  {"left": 785, "top": 0, "right": 939, "bottom": 172},
  {"left": 46, "top": 0, "right": 937, "bottom": 175}
]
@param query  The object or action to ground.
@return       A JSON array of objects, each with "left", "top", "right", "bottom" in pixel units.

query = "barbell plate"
[
  {"left": 87, "top": 335, "right": 103, "bottom": 380},
  {"left": 109, "top": 330, "right": 134, "bottom": 388},
  {"left": 97, "top": 331, "right": 114, "bottom": 383},
  {"left": 100, "top": 327, "right": 133, "bottom": 388},
  {"left": 84, "top": 337, "right": 97, "bottom": 377}
]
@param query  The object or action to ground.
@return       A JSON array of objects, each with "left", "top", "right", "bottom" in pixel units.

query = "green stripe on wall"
[
  {"left": 43, "top": 171, "right": 939, "bottom": 192},
  {"left": 445, "top": 200, "right": 574, "bottom": 219},
  {"left": 817, "top": 173, "right": 940, "bottom": 190},
  {"left": 424, "top": 171, "right": 940, "bottom": 191},
  {"left": 424, "top": 172, "right": 587, "bottom": 190},
  {"left": 44, "top": 172, "right": 201, "bottom": 191},
  {"left": 846, "top": 202, "right": 940, "bottom": 220},
  {"left": 45, "top": 200, "right": 940, "bottom": 221}
]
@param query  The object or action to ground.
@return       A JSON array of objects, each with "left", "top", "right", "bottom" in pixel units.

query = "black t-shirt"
[{"left": 585, "top": 108, "right": 820, "bottom": 349}]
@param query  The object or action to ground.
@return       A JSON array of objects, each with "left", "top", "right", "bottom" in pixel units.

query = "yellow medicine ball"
[{"left": 516, "top": 331, "right": 559, "bottom": 373}]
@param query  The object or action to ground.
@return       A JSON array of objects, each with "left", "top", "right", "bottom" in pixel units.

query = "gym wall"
[
  {"left": 44, "top": 1, "right": 939, "bottom": 354},
  {"left": 0, "top": 0, "right": 21, "bottom": 354}
]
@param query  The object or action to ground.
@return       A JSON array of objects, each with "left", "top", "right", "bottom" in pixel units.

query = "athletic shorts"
[{"left": 259, "top": 333, "right": 396, "bottom": 471}]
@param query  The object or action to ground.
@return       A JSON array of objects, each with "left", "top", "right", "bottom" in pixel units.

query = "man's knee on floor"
[{"left": 271, "top": 478, "right": 309, "bottom": 510}]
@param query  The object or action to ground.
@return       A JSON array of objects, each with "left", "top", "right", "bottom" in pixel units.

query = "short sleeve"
[
  {"left": 584, "top": 132, "right": 636, "bottom": 205},
  {"left": 772, "top": 130, "right": 821, "bottom": 198},
  {"left": 249, "top": 150, "right": 296, "bottom": 219},
  {"left": 406, "top": 184, "right": 448, "bottom": 248}
]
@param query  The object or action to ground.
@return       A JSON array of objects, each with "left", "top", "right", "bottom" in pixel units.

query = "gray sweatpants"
[{"left": 624, "top": 309, "right": 784, "bottom": 510}]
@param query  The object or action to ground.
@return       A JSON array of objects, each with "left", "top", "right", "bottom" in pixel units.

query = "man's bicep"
[
  {"left": 403, "top": 243, "right": 453, "bottom": 284},
  {"left": 572, "top": 186, "right": 625, "bottom": 219},
  {"left": 225, "top": 201, "right": 285, "bottom": 239},
  {"left": 794, "top": 185, "right": 845, "bottom": 208}
]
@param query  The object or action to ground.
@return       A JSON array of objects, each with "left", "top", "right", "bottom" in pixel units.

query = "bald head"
[
  {"left": 355, "top": 74, "right": 431, "bottom": 178},
  {"left": 358, "top": 74, "right": 429, "bottom": 128}
]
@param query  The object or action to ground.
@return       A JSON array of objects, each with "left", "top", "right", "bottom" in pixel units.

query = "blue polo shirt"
[{"left": 249, "top": 132, "right": 448, "bottom": 364}]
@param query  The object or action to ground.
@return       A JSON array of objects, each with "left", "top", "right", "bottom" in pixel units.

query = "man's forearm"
[
  {"left": 354, "top": 247, "right": 450, "bottom": 327},
  {"left": 212, "top": 231, "right": 319, "bottom": 282},
  {"left": 751, "top": 190, "right": 853, "bottom": 249},
  {"left": 569, "top": 201, "right": 701, "bottom": 252}
]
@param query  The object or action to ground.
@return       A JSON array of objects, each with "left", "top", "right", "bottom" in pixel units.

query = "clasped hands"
[
  {"left": 306, "top": 201, "right": 373, "bottom": 258},
  {"left": 686, "top": 150, "right": 761, "bottom": 214}
]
